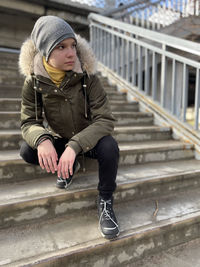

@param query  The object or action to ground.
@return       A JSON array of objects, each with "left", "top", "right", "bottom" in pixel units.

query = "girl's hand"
[
  {"left": 57, "top": 146, "right": 76, "bottom": 179},
  {"left": 37, "top": 139, "right": 58, "bottom": 173}
]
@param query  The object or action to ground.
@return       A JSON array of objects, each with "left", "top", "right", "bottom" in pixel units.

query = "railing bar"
[
  {"left": 171, "top": 59, "right": 176, "bottom": 115},
  {"left": 126, "top": 41, "right": 130, "bottom": 82},
  {"left": 145, "top": 48, "right": 150, "bottom": 95},
  {"left": 138, "top": 45, "right": 142, "bottom": 90},
  {"left": 132, "top": 42, "right": 136, "bottom": 87},
  {"left": 121, "top": 39, "right": 125, "bottom": 79},
  {"left": 161, "top": 45, "right": 167, "bottom": 107},
  {"left": 152, "top": 51, "right": 157, "bottom": 101},
  {"left": 111, "top": 31, "right": 115, "bottom": 71},
  {"left": 116, "top": 36, "right": 119, "bottom": 75},
  {"left": 0, "top": 47, "right": 20, "bottom": 53},
  {"left": 90, "top": 24, "right": 94, "bottom": 52},
  {"left": 89, "top": 17, "right": 200, "bottom": 56},
  {"left": 194, "top": 69, "right": 200, "bottom": 130},
  {"left": 182, "top": 63, "right": 188, "bottom": 122},
  {"left": 106, "top": 32, "right": 108, "bottom": 67},
  {"left": 108, "top": 32, "right": 111, "bottom": 69},
  {"left": 100, "top": 29, "right": 103, "bottom": 63},
  {"left": 90, "top": 23, "right": 200, "bottom": 68}
]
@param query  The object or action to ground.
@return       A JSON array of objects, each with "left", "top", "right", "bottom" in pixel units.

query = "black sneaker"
[
  {"left": 56, "top": 160, "right": 80, "bottom": 189},
  {"left": 97, "top": 196, "right": 119, "bottom": 240}
]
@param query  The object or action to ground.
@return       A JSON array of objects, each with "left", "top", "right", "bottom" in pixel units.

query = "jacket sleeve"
[
  {"left": 21, "top": 77, "right": 54, "bottom": 149},
  {"left": 67, "top": 75, "right": 116, "bottom": 154}
]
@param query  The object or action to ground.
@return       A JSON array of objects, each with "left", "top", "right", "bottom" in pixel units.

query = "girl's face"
[{"left": 48, "top": 38, "right": 77, "bottom": 71}]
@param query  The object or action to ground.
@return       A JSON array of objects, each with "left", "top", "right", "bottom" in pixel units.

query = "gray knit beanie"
[{"left": 31, "top": 15, "right": 76, "bottom": 61}]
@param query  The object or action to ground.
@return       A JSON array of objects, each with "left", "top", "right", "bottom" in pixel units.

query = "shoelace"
[
  {"left": 58, "top": 177, "right": 68, "bottom": 188},
  {"left": 99, "top": 199, "right": 118, "bottom": 228}
]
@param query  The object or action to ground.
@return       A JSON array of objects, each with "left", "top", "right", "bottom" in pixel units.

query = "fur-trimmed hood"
[{"left": 19, "top": 34, "right": 97, "bottom": 77}]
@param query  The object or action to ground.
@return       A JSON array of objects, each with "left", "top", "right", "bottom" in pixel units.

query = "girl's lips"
[{"left": 65, "top": 61, "right": 74, "bottom": 65}]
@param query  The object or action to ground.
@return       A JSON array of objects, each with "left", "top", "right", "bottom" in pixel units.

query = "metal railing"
[
  {"left": 89, "top": 13, "right": 200, "bottom": 132},
  {"left": 130, "top": 0, "right": 200, "bottom": 30},
  {"left": 69, "top": 0, "right": 131, "bottom": 8}
]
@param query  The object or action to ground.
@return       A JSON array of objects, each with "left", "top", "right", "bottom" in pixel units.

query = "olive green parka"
[{"left": 19, "top": 35, "right": 115, "bottom": 155}]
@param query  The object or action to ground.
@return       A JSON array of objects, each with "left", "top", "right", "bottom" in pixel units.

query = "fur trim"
[
  {"left": 18, "top": 34, "right": 97, "bottom": 77},
  {"left": 19, "top": 38, "right": 37, "bottom": 77}
]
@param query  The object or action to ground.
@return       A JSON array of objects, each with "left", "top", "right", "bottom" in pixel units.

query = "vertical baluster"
[
  {"left": 108, "top": 32, "right": 111, "bottom": 69},
  {"left": 141, "top": 10, "right": 145, "bottom": 28},
  {"left": 194, "top": 68, "right": 200, "bottom": 130},
  {"left": 111, "top": 31, "right": 115, "bottom": 71},
  {"left": 146, "top": 9, "right": 150, "bottom": 29},
  {"left": 157, "top": 5, "right": 161, "bottom": 30},
  {"left": 96, "top": 27, "right": 99, "bottom": 60},
  {"left": 182, "top": 63, "right": 189, "bottom": 122},
  {"left": 152, "top": 6, "right": 156, "bottom": 30},
  {"left": 122, "top": 38, "right": 125, "bottom": 78},
  {"left": 161, "top": 44, "right": 167, "bottom": 107},
  {"left": 163, "top": 3, "right": 166, "bottom": 27},
  {"left": 105, "top": 31, "right": 108, "bottom": 67},
  {"left": 171, "top": 59, "right": 177, "bottom": 115},
  {"left": 90, "top": 24, "right": 93, "bottom": 51},
  {"left": 138, "top": 45, "right": 142, "bottom": 90},
  {"left": 132, "top": 42, "right": 136, "bottom": 87},
  {"left": 136, "top": 12, "right": 139, "bottom": 26},
  {"left": 152, "top": 51, "right": 157, "bottom": 100},
  {"left": 126, "top": 41, "right": 130, "bottom": 82},
  {"left": 103, "top": 30, "right": 106, "bottom": 65},
  {"left": 116, "top": 37, "right": 120, "bottom": 75},
  {"left": 145, "top": 48, "right": 150, "bottom": 95},
  {"left": 100, "top": 29, "right": 103, "bottom": 63}
]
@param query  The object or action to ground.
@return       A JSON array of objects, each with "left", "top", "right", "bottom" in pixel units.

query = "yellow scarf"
[{"left": 43, "top": 57, "right": 65, "bottom": 87}]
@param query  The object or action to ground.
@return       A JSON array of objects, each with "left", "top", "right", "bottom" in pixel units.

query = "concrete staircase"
[{"left": 1, "top": 51, "right": 200, "bottom": 267}]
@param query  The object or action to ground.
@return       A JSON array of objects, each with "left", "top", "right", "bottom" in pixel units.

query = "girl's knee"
[{"left": 97, "top": 136, "right": 119, "bottom": 159}]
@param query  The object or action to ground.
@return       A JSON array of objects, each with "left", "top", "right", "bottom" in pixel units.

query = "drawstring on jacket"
[
  {"left": 82, "top": 74, "right": 88, "bottom": 172},
  {"left": 82, "top": 75, "right": 88, "bottom": 119},
  {"left": 33, "top": 78, "right": 40, "bottom": 121}
]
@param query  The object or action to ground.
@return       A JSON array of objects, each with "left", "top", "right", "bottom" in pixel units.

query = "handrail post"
[{"left": 161, "top": 44, "right": 167, "bottom": 107}]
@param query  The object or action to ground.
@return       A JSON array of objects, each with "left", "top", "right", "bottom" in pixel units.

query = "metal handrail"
[
  {"left": 89, "top": 13, "right": 200, "bottom": 56},
  {"left": 0, "top": 47, "right": 20, "bottom": 54},
  {"left": 89, "top": 13, "right": 200, "bottom": 132}
]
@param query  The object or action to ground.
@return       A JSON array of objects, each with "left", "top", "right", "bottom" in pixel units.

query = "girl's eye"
[
  {"left": 58, "top": 45, "right": 64, "bottom": 50},
  {"left": 72, "top": 44, "right": 76, "bottom": 49}
]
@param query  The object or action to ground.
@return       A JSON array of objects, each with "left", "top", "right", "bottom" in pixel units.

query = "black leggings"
[{"left": 20, "top": 135, "right": 119, "bottom": 199}]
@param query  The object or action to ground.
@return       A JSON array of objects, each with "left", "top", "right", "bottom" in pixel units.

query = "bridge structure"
[
  {"left": 0, "top": 0, "right": 102, "bottom": 48},
  {"left": 0, "top": 0, "right": 200, "bottom": 266}
]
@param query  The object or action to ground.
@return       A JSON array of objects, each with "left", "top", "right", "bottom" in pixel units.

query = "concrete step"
[
  {"left": 1, "top": 186, "right": 200, "bottom": 266},
  {"left": 107, "top": 93, "right": 126, "bottom": 101},
  {"left": 0, "top": 126, "right": 172, "bottom": 150},
  {"left": 0, "top": 111, "right": 154, "bottom": 129},
  {"left": 110, "top": 100, "right": 139, "bottom": 112},
  {"left": 0, "top": 84, "right": 21, "bottom": 98},
  {"left": 118, "top": 140, "right": 194, "bottom": 165},
  {"left": 0, "top": 140, "right": 194, "bottom": 183},
  {"left": 0, "top": 111, "right": 20, "bottom": 129},
  {"left": 114, "top": 111, "right": 154, "bottom": 126},
  {"left": 0, "top": 158, "right": 199, "bottom": 230},
  {"left": 133, "top": 237, "right": 200, "bottom": 267},
  {"left": 114, "top": 126, "right": 172, "bottom": 142},
  {"left": 0, "top": 130, "right": 23, "bottom": 150},
  {"left": 0, "top": 98, "right": 21, "bottom": 111},
  {"left": 0, "top": 77, "right": 23, "bottom": 86}
]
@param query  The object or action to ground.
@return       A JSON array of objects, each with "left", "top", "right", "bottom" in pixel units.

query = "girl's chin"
[{"left": 63, "top": 66, "right": 74, "bottom": 71}]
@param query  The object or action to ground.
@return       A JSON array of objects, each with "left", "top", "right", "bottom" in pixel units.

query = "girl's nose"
[{"left": 66, "top": 48, "right": 76, "bottom": 57}]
